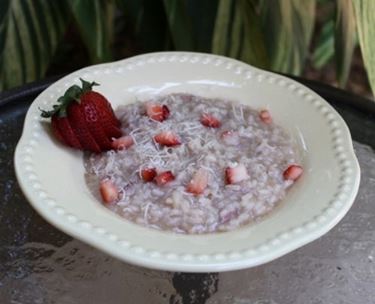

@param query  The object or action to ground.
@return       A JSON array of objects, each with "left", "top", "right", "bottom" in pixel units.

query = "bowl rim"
[{"left": 14, "top": 52, "right": 360, "bottom": 272}]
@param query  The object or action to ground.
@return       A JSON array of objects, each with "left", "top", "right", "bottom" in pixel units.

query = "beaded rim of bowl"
[{"left": 15, "top": 52, "right": 360, "bottom": 272}]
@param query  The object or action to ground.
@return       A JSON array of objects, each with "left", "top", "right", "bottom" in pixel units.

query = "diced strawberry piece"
[
  {"left": 111, "top": 135, "right": 134, "bottom": 150},
  {"left": 154, "top": 131, "right": 181, "bottom": 146},
  {"left": 99, "top": 179, "right": 119, "bottom": 204},
  {"left": 225, "top": 164, "right": 250, "bottom": 184},
  {"left": 221, "top": 130, "right": 240, "bottom": 146},
  {"left": 146, "top": 103, "right": 170, "bottom": 122},
  {"left": 155, "top": 171, "right": 175, "bottom": 186},
  {"left": 259, "top": 110, "right": 272, "bottom": 124},
  {"left": 186, "top": 168, "right": 209, "bottom": 195},
  {"left": 283, "top": 165, "right": 303, "bottom": 181},
  {"left": 141, "top": 168, "right": 157, "bottom": 182},
  {"left": 67, "top": 104, "right": 101, "bottom": 153},
  {"left": 200, "top": 113, "right": 221, "bottom": 128}
]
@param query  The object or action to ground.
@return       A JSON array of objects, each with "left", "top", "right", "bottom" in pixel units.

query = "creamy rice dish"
[{"left": 84, "top": 94, "right": 302, "bottom": 234}]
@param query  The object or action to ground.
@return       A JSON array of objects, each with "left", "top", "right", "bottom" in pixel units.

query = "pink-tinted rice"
[{"left": 85, "top": 94, "right": 300, "bottom": 234}]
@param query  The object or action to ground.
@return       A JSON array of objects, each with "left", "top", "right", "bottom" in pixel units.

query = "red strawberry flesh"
[
  {"left": 155, "top": 171, "right": 175, "bottom": 186},
  {"left": 259, "top": 110, "right": 272, "bottom": 124},
  {"left": 221, "top": 130, "right": 240, "bottom": 146},
  {"left": 111, "top": 135, "right": 134, "bottom": 150},
  {"left": 186, "top": 168, "right": 209, "bottom": 195},
  {"left": 200, "top": 113, "right": 221, "bottom": 128},
  {"left": 146, "top": 103, "right": 170, "bottom": 122},
  {"left": 154, "top": 131, "right": 181, "bottom": 147},
  {"left": 81, "top": 101, "right": 113, "bottom": 150},
  {"left": 104, "top": 124, "right": 123, "bottom": 139},
  {"left": 51, "top": 115, "right": 67, "bottom": 145},
  {"left": 85, "top": 92, "right": 122, "bottom": 137},
  {"left": 54, "top": 116, "right": 82, "bottom": 149},
  {"left": 67, "top": 103, "right": 101, "bottom": 153},
  {"left": 283, "top": 165, "right": 303, "bottom": 181},
  {"left": 99, "top": 180, "right": 119, "bottom": 203},
  {"left": 83, "top": 91, "right": 121, "bottom": 127},
  {"left": 225, "top": 164, "right": 250, "bottom": 184},
  {"left": 141, "top": 168, "right": 157, "bottom": 182},
  {"left": 40, "top": 79, "right": 121, "bottom": 153}
]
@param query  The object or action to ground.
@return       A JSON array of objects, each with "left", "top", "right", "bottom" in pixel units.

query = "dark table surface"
[{"left": 0, "top": 76, "right": 374, "bottom": 304}]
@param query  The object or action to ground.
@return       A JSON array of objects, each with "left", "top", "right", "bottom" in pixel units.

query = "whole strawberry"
[{"left": 40, "top": 79, "right": 122, "bottom": 153}]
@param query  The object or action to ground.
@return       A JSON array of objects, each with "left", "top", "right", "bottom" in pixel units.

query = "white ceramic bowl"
[{"left": 14, "top": 52, "right": 360, "bottom": 272}]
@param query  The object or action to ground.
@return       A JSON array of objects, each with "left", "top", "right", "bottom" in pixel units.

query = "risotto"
[{"left": 84, "top": 94, "right": 302, "bottom": 234}]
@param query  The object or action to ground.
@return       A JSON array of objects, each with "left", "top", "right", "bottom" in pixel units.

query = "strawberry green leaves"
[
  {"left": 40, "top": 79, "right": 99, "bottom": 118},
  {"left": 80, "top": 78, "right": 99, "bottom": 93}
]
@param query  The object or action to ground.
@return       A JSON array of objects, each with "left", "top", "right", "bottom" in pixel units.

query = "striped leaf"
[
  {"left": 212, "top": 0, "right": 268, "bottom": 68},
  {"left": 186, "top": 0, "right": 219, "bottom": 52},
  {"left": 335, "top": 0, "right": 356, "bottom": 87},
  {"left": 163, "top": 0, "right": 194, "bottom": 51},
  {"left": 261, "top": 0, "right": 316, "bottom": 75},
  {"left": 312, "top": 20, "right": 334, "bottom": 69},
  {"left": 239, "top": 0, "right": 269, "bottom": 68},
  {"left": 211, "top": 0, "right": 233, "bottom": 56},
  {"left": 0, "top": 0, "right": 69, "bottom": 90},
  {"left": 352, "top": 0, "right": 375, "bottom": 96},
  {"left": 116, "top": 0, "right": 170, "bottom": 52},
  {"left": 68, "top": 0, "right": 114, "bottom": 63},
  {"left": 229, "top": 2, "right": 243, "bottom": 59}
]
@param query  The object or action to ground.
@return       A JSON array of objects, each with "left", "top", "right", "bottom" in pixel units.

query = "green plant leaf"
[
  {"left": 0, "top": 0, "right": 69, "bottom": 91},
  {"left": 186, "top": 0, "right": 219, "bottom": 52},
  {"left": 335, "top": 0, "right": 356, "bottom": 87},
  {"left": 116, "top": 0, "right": 170, "bottom": 52},
  {"left": 353, "top": 0, "right": 375, "bottom": 96},
  {"left": 212, "top": 0, "right": 269, "bottom": 68},
  {"left": 312, "top": 20, "right": 334, "bottom": 69},
  {"left": 211, "top": 0, "right": 233, "bottom": 56},
  {"left": 68, "top": 0, "right": 114, "bottom": 63},
  {"left": 239, "top": 0, "right": 269, "bottom": 69},
  {"left": 261, "top": 0, "right": 316, "bottom": 75},
  {"left": 163, "top": 0, "right": 194, "bottom": 51},
  {"left": 228, "top": 2, "right": 243, "bottom": 59}
]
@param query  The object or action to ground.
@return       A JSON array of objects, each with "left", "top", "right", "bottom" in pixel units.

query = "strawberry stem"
[
  {"left": 81, "top": 78, "right": 99, "bottom": 93},
  {"left": 40, "top": 78, "right": 99, "bottom": 118}
]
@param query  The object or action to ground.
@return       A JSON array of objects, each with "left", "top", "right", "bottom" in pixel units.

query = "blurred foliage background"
[{"left": 0, "top": 0, "right": 374, "bottom": 99}]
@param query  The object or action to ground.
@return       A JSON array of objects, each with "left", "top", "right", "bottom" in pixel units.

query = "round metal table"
[{"left": 0, "top": 76, "right": 374, "bottom": 304}]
